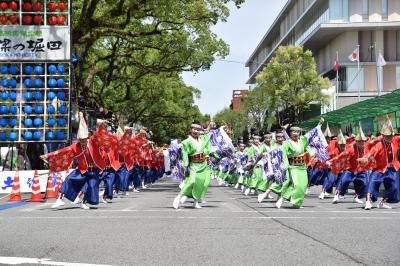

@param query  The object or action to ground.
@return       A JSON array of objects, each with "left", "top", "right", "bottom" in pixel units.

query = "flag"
[
  {"left": 333, "top": 53, "right": 340, "bottom": 72},
  {"left": 348, "top": 48, "right": 359, "bottom": 62},
  {"left": 377, "top": 52, "right": 387, "bottom": 67}
]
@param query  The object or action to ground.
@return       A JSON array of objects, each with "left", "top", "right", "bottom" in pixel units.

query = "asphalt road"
[{"left": 0, "top": 178, "right": 399, "bottom": 266}]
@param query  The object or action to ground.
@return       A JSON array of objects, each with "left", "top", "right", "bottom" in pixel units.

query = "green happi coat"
[
  {"left": 247, "top": 144, "right": 265, "bottom": 189},
  {"left": 280, "top": 136, "right": 310, "bottom": 207},
  {"left": 179, "top": 134, "right": 213, "bottom": 200}
]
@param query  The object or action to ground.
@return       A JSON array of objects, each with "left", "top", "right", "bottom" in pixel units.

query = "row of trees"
[
  {"left": 214, "top": 45, "right": 331, "bottom": 141},
  {"left": 71, "top": 0, "right": 245, "bottom": 143}
]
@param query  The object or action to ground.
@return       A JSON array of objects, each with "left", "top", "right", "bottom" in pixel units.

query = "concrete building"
[
  {"left": 230, "top": 89, "right": 248, "bottom": 111},
  {"left": 246, "top": 0, "right": 400, "bottom": 110}
]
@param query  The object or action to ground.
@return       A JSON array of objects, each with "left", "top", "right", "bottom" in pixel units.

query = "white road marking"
[
  {"left": 0, "top": 194, "right": 11, "bottom": 200},
  {"left": 0, "top": 256, "right": 114, "bottom": 266},
  {"left": 1, "top": 215, "right": 400, "bottom": 220}
]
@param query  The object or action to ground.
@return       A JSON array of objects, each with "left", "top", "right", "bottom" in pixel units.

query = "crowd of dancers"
[{"left": 42, "top": 111, "right": 399, "bottom": 211}]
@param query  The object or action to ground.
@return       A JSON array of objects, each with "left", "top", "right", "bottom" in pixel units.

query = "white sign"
[
  {"left": 0, "top": 170, "right": 70, "bottom": 194},
  {"left": 0, "top": 26, "right": 70, "bottom": 60}
]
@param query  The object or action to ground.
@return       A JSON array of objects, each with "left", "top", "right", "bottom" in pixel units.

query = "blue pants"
[
  {"left": 311, "top": 168, "right": 337, "bottom": 192},
  {"left": 307, "top": 167, "right": 317, "bottom": 186},
  {"left": 99, "top": 168, "right": 117, "bottom": 199},
  {"left": 368, "top": 168, "right": 399, "bottom": 203},
  {"left": 116, "top": 165, "right": 132, "bottom": 192},
  {"left": 337, "top": 170, "right": 368, "bottom": 198},
  {"left": 60, "top": 169, "right": 99, "bottom": 205},
  {"left": 133, "top": 165, "right": 143, "bottom": 188}
]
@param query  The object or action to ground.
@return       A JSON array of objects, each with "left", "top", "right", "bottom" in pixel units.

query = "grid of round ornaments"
[
  {"left": 0, "top": 64, "right": 20, "bottom": 141},
  {"left": 0, "top": 0, "right": 68, "bottom": 25},
  {"left": 0, "top": 63, "right": 69, "bottom": 141}
]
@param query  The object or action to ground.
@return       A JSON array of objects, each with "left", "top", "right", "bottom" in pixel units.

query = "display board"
[{"left": 0, "top": 0, "right": 70, "bottom": 143}]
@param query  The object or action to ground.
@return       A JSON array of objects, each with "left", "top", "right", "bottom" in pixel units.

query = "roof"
[
  {"left": 300, "top": 89, "right": 400, "bottom": 130},
  {"left": 245, "top": 0, "right": 293, "bottom": 66}
]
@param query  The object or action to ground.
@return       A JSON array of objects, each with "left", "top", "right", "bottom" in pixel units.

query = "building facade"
[
  {"left": 230, "top": 89, "right": 248, "bottom": 111},
  {"left": 246, "top": 0, "right": 400, "bottom": 110}
]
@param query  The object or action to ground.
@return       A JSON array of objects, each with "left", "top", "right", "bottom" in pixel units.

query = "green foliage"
[
  {"left": 71, "top": 0, "right": 244, "bottom": 143},
  {"left": 214, "top": 107, "right": 248, "bottom": 141},
  {"left": 255, "top": 45, "right": 331, "bottom": 124},
  {"left": 242, "top": 87, "right": 269, "bottom": 134}
]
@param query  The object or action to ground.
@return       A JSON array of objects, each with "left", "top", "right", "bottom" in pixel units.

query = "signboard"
[
  {"left": 0, "top": 1, "right": 71, "bottom": 143},
  {"left": 0, "top": 26, "right": 70, "bottom": 60},
  {"left": 0, "top": 169, "right": 70, "bottom": 194}
]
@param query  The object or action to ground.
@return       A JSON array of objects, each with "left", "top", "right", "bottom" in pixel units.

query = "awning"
[{"left": 300, "top": 89, "right": 400, "bottom": 130}]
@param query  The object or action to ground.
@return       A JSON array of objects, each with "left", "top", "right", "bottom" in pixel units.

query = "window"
[
  {"left": 329, "top": 0, "right": 349, "bottom": 22},
  {"left": 363, "top": 0, "right": 369, "bottom": 17},
  {"left": 346, "top": 67, "right": 365, "bottom": 92},
  {"left": 382, "top": 0, "right": 388, "bottom": 18},
  {"left": 396, "top": 65, "right": 400, "bottom": 89}
]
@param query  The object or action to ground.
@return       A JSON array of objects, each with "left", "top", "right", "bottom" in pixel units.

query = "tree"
[
  {"left": 213, "top": 107, "right": 248, "bottom": 141},
  {"left": 256, "top": 45, "right": 330, "bottom": 125},
  {"left": 242, "top": 86, "right": 272, "bottom": 134},
  {"left": 70, "top": 0, "right": 246, "bottom": 143}
]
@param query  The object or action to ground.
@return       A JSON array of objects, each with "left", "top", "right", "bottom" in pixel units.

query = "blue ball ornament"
[
  {"left": 57, "top": 64, "right": 65, "bottom": 74},
  {"left": 0, "top": 65, "right": 8, "bottom": 74},
  {"left": 34, "top": 78, "right": 43, "bottom": 88},
  {"left": 0, "top": 132, "right": 6, "bottom": 140},
  {"left": 0, "top": 105, "right": 8, "bottom": 114},
  {"left": 47, "top": 91, "right": 56, "bottom": 100},
  {"left": 9, "top": 92, "right": 17, "bottom": 101},
  {"left": 1, "top": 91, "right": 8, "bottom": 101},
  {"left": 34, "top": 118, "right": 43, "bottom": 127},
  {"left": 1, "top": 79, "right": 8, "bottom": 87},
  {"left": 34, "top": 91, "right": 43, "bottom": 100},
  {"left": 9, "top": 106, "right": 18, "bottom": 114},
  {"left": 34, "top": 104, "right": 44, "bottom": 114},
  {"left": 0, "top": 118, "right": 7, "bottom": 127},
  {"left": 24, "top": 131, "right": 33, "bottom": 140},
  {"left": 34, "top": 65, "right": 43, "bottom": 75},
  {"left": 59, "top": 105, "right": 68, "bottom": 114},
  {"left": 57, "top": 79, "right": 65, "bottom": 87},
  {"left": 46, "top": 131, "right": 55, "bottom": 140},
  {"left": 9, "top": 132, "right": 18, "bottom": 141},
  {"left": 57, "top": 91, "right": 66, "bottom": 100},
  {"left": 48, "top": 118, "right": 56, "bottom": 127},
  {"left": 57, "top": 118, "right": 66, "bottom": 126},
  {"left": 57, "top": 132, "right": 65, "bottom": 140},
  {"left": 48, "top": 65, "right": 57, "bottom": 74},
  {"left": 33, "top": 131, "right": 41, "bottom": 140},
  {"left": 9, "top": 79, "right": 17, "bottom": 88},
  {"left": 9, "top": 118, "right": 17, "bottom": 127},
  {"left": 48, "top": 78, "right": 57, "bottom": 88},
  {"left": 24, "top": 78, "right": 33, "bottom": 88},
  {"left": 9, "top": 65, "right": 18, "bottom": 75},
  {"left": 24, "top": 65, "right": 33, "bottom": 74},
  {"left": 24, "top": 105, "right": 32, "bottom": 114},
  {"left": 47, "top": 105, "right": 55, "bottom": 114},
  {"left": 24, "top": 118, "right": 33, "bottom": 127},
  {"left": 24, "top": 91, "right": 33, "bottom": 101}
]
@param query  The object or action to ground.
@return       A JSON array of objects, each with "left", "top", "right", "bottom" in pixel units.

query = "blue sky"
[{"left": 182, "top": 0, "right": 287, "bottom": 117}]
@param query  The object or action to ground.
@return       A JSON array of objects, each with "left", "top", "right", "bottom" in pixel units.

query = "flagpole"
[
  {"left": 336, "top": 51, "right": 339, "bottom": 111},
  {"left": 357, "top": 44, "right": 360, "bottom": 102}
]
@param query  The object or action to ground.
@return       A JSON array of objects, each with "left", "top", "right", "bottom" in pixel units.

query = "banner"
[
  {"left": 0, "top": 26, "right": 70, "bottom": 61},
  {"left": 0, "top": 170, "right": 70, "bottom": 194}
]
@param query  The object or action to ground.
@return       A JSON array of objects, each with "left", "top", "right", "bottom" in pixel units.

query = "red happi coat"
[
  {"left": 100, "top": 146, "right": 122, "bottom": 171},
  {"left": 47, "top": 139, "right": 106, "bottom": 174},
  {"left": 329, "top": 141, "right": 369, "bottom": 174},
  {"left": 315, "top": 140, "right": 340, "bottom": 169},
  {"left": 364, "top": 136, "right": 400, "bottom": 173}
]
